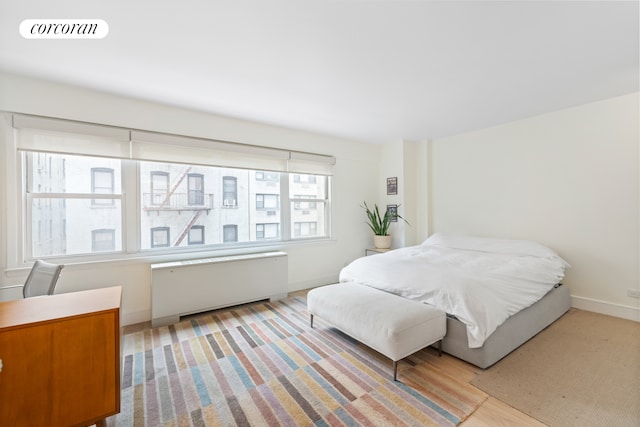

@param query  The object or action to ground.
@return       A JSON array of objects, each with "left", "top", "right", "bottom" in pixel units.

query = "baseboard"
[{"left": 571, "top": 295, "right": 640, "bottom": 322}]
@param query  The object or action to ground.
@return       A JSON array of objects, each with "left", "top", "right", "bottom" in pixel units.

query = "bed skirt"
[{"left": 441, "top": 284, "right": 571, "bottom": 369}]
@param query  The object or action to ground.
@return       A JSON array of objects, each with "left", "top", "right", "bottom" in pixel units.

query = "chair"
[{"left": 22, "top": 260, "right": 64, "bottom": 298}]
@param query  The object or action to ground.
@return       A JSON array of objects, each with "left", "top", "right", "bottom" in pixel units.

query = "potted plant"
[{"left": 362, "top": 201, "right": 408, "bottom": 249}]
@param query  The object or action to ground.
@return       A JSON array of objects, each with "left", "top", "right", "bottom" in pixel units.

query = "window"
[
  {"left": 188, "top": 174, "right": 204, "bottom": 206},
  {"left": 222, "top": 176, "right": 237, "bottom": 207},
  {"left": 255, "top": 171, "right": 279, "bottom": 181},
  {"left": 293, "top": 174, "right": 317, "bottom": 184},
  {"left": 26, "top": 152, "right": 122, "bottom": 258},
  {"left": 223, "top": 225, "right": 238, "bottom": 243},
  {"left": 294, "top": 222, "right": 317, "bottom": 237},
  {"left": 150, "top": 172, "right": 169, "bottom": 206},
  {"left": 188, "top": 225, "right": 205, "bottom": 245},
  {"left": 92, "top": 229, "right": 115, "bottom": 252},
  {"left": 11, "top": 113, "right": 333, "bottom": 262},
  {"left": 294, "top": 194, "right": 317, "bottom": 210},
  {"left": 22, "top": 152, "right": 330, "bottom": 258},
  {"left": 91, "top": 168, "right": 114, "bottom": 206},
  {"left": 151, "top": 227, "right": 170, "bottom": 248},
  {"left": 256, "top": 194, "right": 279, "bottom": 210},
  {"left": 289, "top": 175, "right": 328, "bottom": 240},
  {"left": 256, "top": 223, "right": 279, "bottom": 239}
]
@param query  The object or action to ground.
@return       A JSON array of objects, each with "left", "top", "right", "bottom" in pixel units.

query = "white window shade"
[
  {"left": 130, "top": 130, "right": 290, "bottom": 172},
  {"left": 12, "top": 113, "right": 335, "bottom": 175},
  {"left": 130, "top": 131, "right": 335, "bottom": 175},
  {"left": 287, "top": 151, "right": 336, "bottom": 176},
  {"left": 13, "top": 114, "right": 131, "bottom": 159}
]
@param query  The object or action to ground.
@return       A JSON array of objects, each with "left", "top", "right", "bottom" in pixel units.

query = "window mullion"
[
  {"left": 123, "top": 159, "right": 138, "bottom": 254},
  {"left": 281, "top": 174, "right": 291, "bottom": 241},
  {"left": 15, "top": 151, "right": 30, "bottom": 266},
  {"left": 24, "top": 191, "right": 33, "bottom": 264}
]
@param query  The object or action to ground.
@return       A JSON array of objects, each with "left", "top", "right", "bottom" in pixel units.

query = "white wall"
[
  {"left": 377, "top": 140, "right": 425, "bottom": 248},
  {"left": 427, "top": 93, "right": 639, "bottom": 320},
  {"left": 378, "top": 142, "right": 404, "bottom": 247},
  {"left": 0, "top": 72, "right": 380, "bottom": 325}
]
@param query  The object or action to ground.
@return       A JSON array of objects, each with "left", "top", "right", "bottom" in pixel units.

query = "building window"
[
  {"left": 256, "top": 194, "right": 279, "bottom": 210},
  {"left": 222, "top": 176, "right": 237, "bottom": 207},
  {"left": 256, "top": 223, "right": 279, "bottom": 239},
  {"left": 150, "top": 172, "right": 169, "bottom": 206},
  {"left": 151, "top": 227, "right": 170, "bottom": 248},
  {"left": 91, "top": 167, "right": 114, "bottom": 206},
  {"left": 188, "top": 174, "right": 204, "bottom": 206},
  {"left": 188, "top": 225, "right": 205, "bottom": 245},
  {"left": 289, "top": 174, "right": 328, "bottom": 240},
  {"left": 293, "top": 194, "right": 317, "bottom": 210},
  {"left": 223, "top": 224, "right": 238, "bottom": 243},
  {"left": 255, "top": 171, "right": 279, "bottom": 181},
  {"left": 294, "top": 222, "right": 318, "bottom": 237},
  {"left": 92, "top": 229, "right": 115, "bottom": 252},
  {"left": 293, "top": 174, "right": 317, "bottom": 184}
]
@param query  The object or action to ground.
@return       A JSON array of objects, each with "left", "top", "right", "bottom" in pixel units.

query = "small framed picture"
[
  {"left": 387, "top": 177, "right": 397, "bottom": 195},
  {"left": 386, "top": 204, "right": 398, "bottom": 222}
]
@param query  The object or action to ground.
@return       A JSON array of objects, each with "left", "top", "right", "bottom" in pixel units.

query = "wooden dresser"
[{"left": 0, "top": 286, "right": 121, "bottom": 427}]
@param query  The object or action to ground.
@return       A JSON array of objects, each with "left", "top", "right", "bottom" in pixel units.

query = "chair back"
[{"left": 23, "top": 260, "right": 64, "bottom": 298}]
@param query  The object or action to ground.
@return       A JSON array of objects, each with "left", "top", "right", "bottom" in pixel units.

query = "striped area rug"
[{"left": 108, "top": 296, "right": 486, "bottom": 426}]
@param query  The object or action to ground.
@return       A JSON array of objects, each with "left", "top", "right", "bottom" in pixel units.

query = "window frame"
[
  {"left": 256, "top": 223, "right": 280, "bottom": 240},
  {"left": 91, "top": 167, "right": 115, "bottom": 206},
  {"left": 294, "top": 221, "right": 318, "bottom": 238},
  {"left": 188, "top": 225, "right": 205, "bottom": 245},
  {"left": 222, "top": 176, "right": 237, "bottom": 207},
  {"left": 92, "top": 228, "right": 116, "bottom": 252},
  {"left": 23, "top": 152, "right": 126, "bottom": 260},
  {"left": 150, "top": 171, "right": 169, "bottom": 206},
  {"left": 222, "top": 224, "right": 238, "bottom": 243},
  {"left": 15, "top": 152, "right": 332, "bottom": 265},
  {"left": 150, "top": 226, "right": 171, "bottom": 248},
  {"left": 187, "top": 173, "right": 204, "bottom": 206},
  {"left": 256, "top": 193, "right": 279, "bottom": 210}
]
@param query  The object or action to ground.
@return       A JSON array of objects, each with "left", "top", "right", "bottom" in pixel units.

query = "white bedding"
[{"left": 339, "top": 234, "right": 570, "bottom": 348}]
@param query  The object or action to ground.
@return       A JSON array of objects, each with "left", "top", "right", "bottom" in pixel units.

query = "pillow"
[{"left": 421, "top": 233, "right": 570, "bottom": 266}]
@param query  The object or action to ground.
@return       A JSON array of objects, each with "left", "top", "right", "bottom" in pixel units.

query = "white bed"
[{"left": 339, "top": 233, "right": 572, "bottom": 368}]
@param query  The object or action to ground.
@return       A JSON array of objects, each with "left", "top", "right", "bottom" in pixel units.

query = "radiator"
[{"left": 151, "top": 251, "right": 288, "bottom": 327}]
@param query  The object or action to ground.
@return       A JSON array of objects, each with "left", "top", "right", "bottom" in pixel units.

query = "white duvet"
[{"left": 339, "top": 233, "right": 570, "bottom": 348}]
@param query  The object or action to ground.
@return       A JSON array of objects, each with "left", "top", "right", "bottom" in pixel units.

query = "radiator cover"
[{"left": 151, "top": 251, "right": 288, "bottom": 327}]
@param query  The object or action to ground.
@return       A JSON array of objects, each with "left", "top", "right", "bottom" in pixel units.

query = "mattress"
[{"left": 441, "top": 283, "right": 571, "bottom": 368}]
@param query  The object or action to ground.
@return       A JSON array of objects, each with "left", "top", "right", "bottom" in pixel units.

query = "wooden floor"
[
  {"left": 406, "top": 345, "right": 545, "bottom": 426},
  {"left": 124, "top": 289, "right": 547, "bottom": 426}
]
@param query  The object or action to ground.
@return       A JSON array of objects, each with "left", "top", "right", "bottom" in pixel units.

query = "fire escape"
[{"left": 143, "top": 166, "right": 214, "bottom": 246}]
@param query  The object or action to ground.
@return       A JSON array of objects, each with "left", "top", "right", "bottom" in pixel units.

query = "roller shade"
[
  {"left": 12, "top": 113, "right": 335, "bottom": 175},
  {"left": 287, "top": 151, "right": 336, "bottom": 175},
  {"left": 13, "top": 114, "right": 131, "bottom": 159},
  {"left": 130, "top": 130, "right": 290, "bottom": 172}
]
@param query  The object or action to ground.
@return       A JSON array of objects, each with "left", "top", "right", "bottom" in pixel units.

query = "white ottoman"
[{"left": 307, "top": 283, "right": 446, "bottom": 381}]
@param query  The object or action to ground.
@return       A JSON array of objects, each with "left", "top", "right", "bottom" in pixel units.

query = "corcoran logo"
[{"left": 20, "top": 19, "right": 109, "bottom": 39}]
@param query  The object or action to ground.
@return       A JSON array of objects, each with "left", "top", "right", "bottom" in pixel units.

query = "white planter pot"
[{"left": 373, "top": 235, "right": 392, "bottom": 249}]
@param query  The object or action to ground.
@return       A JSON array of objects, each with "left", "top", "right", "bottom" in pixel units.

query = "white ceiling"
[{"left": 0, "top": 1, "right": 638, "bottom": 144}]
